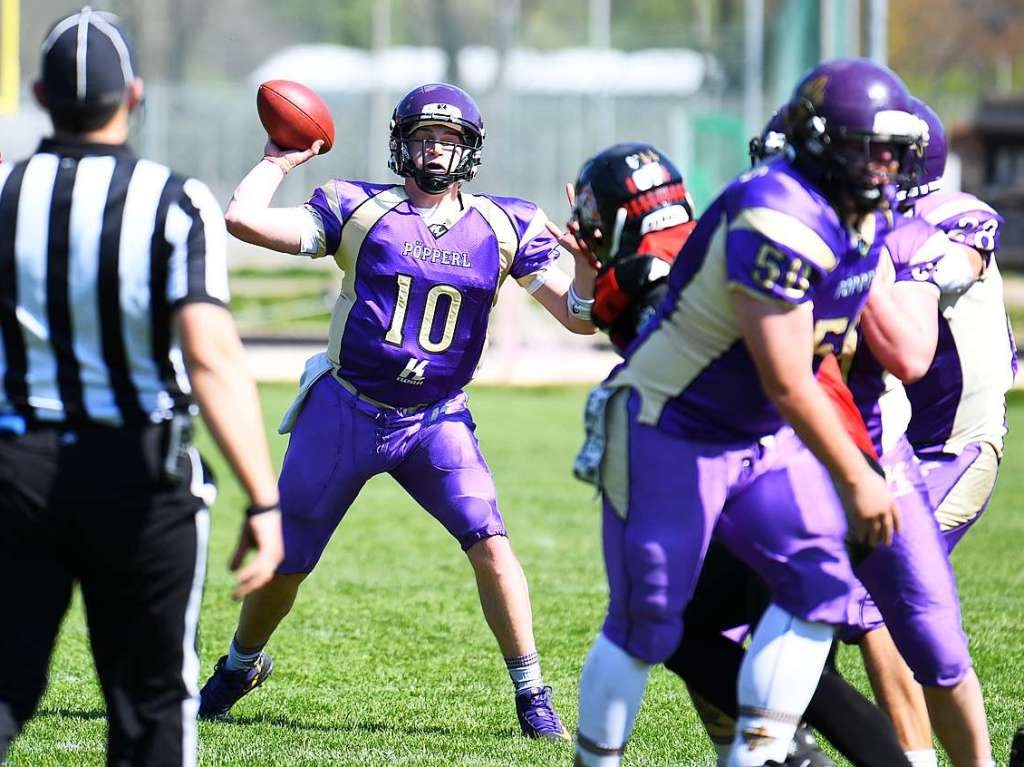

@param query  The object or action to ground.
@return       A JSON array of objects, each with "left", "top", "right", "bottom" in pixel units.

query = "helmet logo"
[
  {"left": 624, "top": 149, "right": 661, "bottom": 170},
  {"left": 626, "top": 162, "right": 672, "bottom": 193},
  {"left": 419, "top": 102, "right": 464, "bottom": 122},
  {"left": 576, "top": 184, "right": 601, "bottom": 227},
  {"left": 802, "top": 75, "right": 828, "bottom": 106}
]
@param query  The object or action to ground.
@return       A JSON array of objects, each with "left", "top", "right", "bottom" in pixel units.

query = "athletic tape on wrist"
[{"left": 567, "top": 282, "right": 595, "bottom": 322}]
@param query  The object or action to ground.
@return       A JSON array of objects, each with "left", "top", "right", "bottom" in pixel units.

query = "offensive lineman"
[
  {"left": 571, "top": 58, "right": 919, "bottom": 767},
  {"left": 561, "top": 141, "right": 914, "bottom": 767},
  {"left": 839, "top": 96, "right": 1010, "bottom": 767}
]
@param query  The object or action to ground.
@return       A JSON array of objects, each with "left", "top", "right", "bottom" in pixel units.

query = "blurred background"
[{"left": 2, "top": 0, "right": 1023, "bottom": 382}]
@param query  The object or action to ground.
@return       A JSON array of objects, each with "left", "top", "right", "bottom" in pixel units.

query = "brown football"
[{"left": 257, "top": 79, "right": 335, "bottom": 154}]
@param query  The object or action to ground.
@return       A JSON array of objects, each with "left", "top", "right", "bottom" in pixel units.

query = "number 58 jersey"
[
  {"left": 303, "top": 180, "right": 560, "bottom": 408},
  {"left": 609, "top": 157, "right": 886, "bottom": 442}
]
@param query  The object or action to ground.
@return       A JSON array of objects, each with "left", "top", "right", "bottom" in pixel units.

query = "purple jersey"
[
  {"left": 846, "top": 216, "right": 950, "bottom": 455},
  {"left": 303, "top": 181, "right": 559, "bottom": 407},
  {"left": 912, "top": 189, "right": 1002, "bottom": 256},
  {"left": 901, "top": 192, "right": 1015, "bottom": 456},
  {"left": 608, "top": 157, "right": 885, "bottom": 441}
]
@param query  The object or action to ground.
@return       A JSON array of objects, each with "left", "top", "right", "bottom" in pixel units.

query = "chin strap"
[{"left": 413, "top": 172, "right": 454, "bottom": 195}]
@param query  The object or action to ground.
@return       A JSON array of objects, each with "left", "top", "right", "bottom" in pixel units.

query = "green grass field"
[{"left": 8, "top": 386, "right": 1024, "bottom": 766}]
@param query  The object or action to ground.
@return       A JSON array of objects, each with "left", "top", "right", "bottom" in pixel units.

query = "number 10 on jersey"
[{"left": 384, "top": 274, "right": 464, "bottom": 354}]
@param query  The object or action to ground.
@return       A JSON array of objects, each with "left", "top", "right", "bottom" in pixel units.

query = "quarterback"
[{"left": 198, "top": 83, "right": 597, "bottom": 740}]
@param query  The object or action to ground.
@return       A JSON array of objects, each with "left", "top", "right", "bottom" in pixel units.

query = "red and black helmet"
[{"left": 572, "top": 142, "right": 695, "bottom": 267}]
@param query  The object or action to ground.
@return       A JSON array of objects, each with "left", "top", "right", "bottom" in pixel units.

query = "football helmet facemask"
[{"left": 388, "top": 83, "right": 484, "bottom": 194}]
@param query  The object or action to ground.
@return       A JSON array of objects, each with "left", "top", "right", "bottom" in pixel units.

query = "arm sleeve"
[
  {"left": 304, "top": 185, "right": 344, "bottom": 258},
  {"left": 166, "top": 178, "right": 231, "bottom": 309},
  {"left": 724, "top": 226, "right": 827, "bottom": 307},
  {"left": 930, "top": 202, "right": 1003, "bottom": 255},
  {"left": 889, "top": 223, "right": 951, "bottom": 288},
  {"left": 510, "top": 207, "right": 563, "bottom": 282},
  {"left": 724, "top": 203, "right": 839, "bottom": 306}
]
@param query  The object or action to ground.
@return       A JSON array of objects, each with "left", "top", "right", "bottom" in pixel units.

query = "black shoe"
[
  {"left": 198, "top": 653, "right": 274, "bottom": 720},
  {"left": 785, "top": 724, "right": 835, "bottom": 767},
  {"left": 1010, "top": 723, "right": 1024, "bottom": 767}
]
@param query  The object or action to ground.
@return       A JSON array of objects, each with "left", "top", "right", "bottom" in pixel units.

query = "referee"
[{"left": 0, "top": 8, "right": 283, "bottom": 766}]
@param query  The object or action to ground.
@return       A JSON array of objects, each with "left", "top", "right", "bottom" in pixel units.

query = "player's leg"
[
  {"left": 464, "top": 536, "right": 535, "bottom": 660},
  {"left": 668, "top": 542, "right": 887, "bottom": 767},
  {"left": 919, "top": 442, "right": 999, "bottom": 553},
  {"left": 859, "top": 626, "right": 933, "bottom": 761},
  {"left": 852, "top": 437, "right": 992, "bottom": 767},
  {"left": 855, "top": 441, "right": 998, "bottom": 766},
  {"left": 667, "top": 541, "right": 775, "bottom": 767},
  {"left": 714, "top": 430, "right": 855, "bottom": 767},
  {"left": 388, "top": 410, "right": 567, "bottom": 739},
  {"left": 673, "top": 630, "right": 912, "bottom": 767},
  {"left": 575, "top": 390, "right": 730, "bottom": 766},
  {"left": 387, "top": 411, "right": 527, "bottom": 656},
  {"left": 0, "top": 432, "right": 74, "bottom": 760},
  {"left": 200, "top": 375, "right": 373, "bottom": 718}
]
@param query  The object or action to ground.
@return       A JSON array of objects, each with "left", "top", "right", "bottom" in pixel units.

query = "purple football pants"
[
  {"left": 918, "top": 441, "right": 999, "bottom": 553},
  {"left": 600, "top": 390, "right": 854, "bottom": 665},
  {"left": 277, "top": 373, "right": 506, "bottom": 574},
  {"left": 842, "top": 436, "right": 971, "bottom": 688}
]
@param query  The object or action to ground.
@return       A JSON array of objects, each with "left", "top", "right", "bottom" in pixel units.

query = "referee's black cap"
[{"left": 40, "top": 7, "right": 137, "bottom": 129}]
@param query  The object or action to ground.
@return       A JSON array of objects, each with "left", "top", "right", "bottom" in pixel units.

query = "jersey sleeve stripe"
[
  {"left": 908, "top": 230, "right": 951, "bottom": 266},
  {"left": 327, "top": 186, "right": 409, "bottom": 366},
  {"left": 923, "top": 197, "right": 999, "bottom": 225},
  {"left": 462, "top": 194, "right": 519, "bottom": 286},
  {"left": 731, "top": 207, "right": 838, "bottom": 271},
  {"left": 520, "top": 208, "right": 550, "bottom": 246},
  {"left": 726, "top": 280, "right": 806, "bottom": 309}
]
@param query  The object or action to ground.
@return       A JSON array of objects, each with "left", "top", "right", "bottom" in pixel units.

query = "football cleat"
[
  {"left": 785, "top": 724, "right": 835, "bottom": 767},
  {"left": 1010, "top": 723, "right": 1024, "bottom": 767},
  {"left": 516, "top": 685, "right": 570, "bottom": 741},
  {"left": 198, "top": 653, "right": 274, "bottom": 720}
]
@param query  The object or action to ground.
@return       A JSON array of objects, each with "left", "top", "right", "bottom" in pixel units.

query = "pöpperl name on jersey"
[{"left": 402, "top": 240, "right": 473, "bottom": 268}]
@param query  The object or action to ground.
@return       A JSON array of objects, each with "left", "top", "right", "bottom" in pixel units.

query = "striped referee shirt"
[{"left": 0, "top": 138, "right": 230, "bottom": 426}]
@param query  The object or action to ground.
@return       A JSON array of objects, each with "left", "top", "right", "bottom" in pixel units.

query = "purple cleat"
[
  {"left": 516, "top": 685, "right": 570, "bottom": 741},
  {"left": 198, "top": 653, "right": 274, "bottom": 720}
]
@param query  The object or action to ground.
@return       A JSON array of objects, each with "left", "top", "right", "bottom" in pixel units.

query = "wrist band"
[
  {"left": 246, "top": 502, "right": 280, "bottom": 518},
  {"left": 263, "top": 156, "right": 294, "bottom": 175},
  {"left": 567, "top": 282, "right": 595, "bottom": 322}
]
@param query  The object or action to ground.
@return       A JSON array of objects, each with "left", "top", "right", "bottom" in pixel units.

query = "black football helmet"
[{"left": 571, "top": 142, "right": 695, "bottom": 267}]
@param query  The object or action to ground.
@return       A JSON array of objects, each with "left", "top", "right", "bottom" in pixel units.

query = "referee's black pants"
[{"left": 0, "top": 423, "right": 210, "bottom": 767}]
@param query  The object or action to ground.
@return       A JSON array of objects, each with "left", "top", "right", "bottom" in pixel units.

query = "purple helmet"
[
  {"left": 902, "top": 97, "right": 947, "bottom": 199},
  {"left": 787, "top": 58, "right": 923, "bottom": 210},
  {"left": 388, "top": 83, "right": 485, "bottom": 194},
  {"left": 748, "top": 105, "right": 789, "bottom": 166}
]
